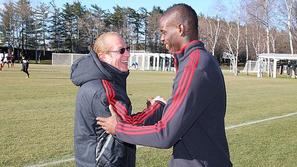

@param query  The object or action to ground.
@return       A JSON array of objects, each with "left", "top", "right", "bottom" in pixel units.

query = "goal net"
[
  {"left": 242, "top": 60, "right": 272, "bottom": 73},
  {"left": 52, "top": 53, "right": 88, "bottom": 65},
  {"left": 242, "top": 60, "right": 258, "bottom": 73}
]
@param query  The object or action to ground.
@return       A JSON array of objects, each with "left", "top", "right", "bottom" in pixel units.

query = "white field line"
[
  {"left": 26, "top": 112, "right": 297, "bottom": 167},
  {"left": 25, "top": 157, "right": 74, "bottom": 167},
  {"left": 225, "top": 112, "right": 297, "bottom": 130}
]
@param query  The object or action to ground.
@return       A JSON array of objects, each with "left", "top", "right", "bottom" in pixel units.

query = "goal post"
[
  {"left": 52, "top": 53, "right": 87, "bottom": 65},
  {"left": 242, "top": 60, "right": 259, "bottom": 73}
]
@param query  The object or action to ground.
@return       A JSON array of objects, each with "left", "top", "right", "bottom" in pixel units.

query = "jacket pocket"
[
  {"left": 96, "top": 134, "right": 112, "bottom": 166},
  {"left": 96, "top": 135, "right": 134, "bottom": 167}
]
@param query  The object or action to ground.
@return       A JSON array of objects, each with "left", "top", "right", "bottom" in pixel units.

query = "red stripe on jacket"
[
  {"left": 116, "top": 67, "right": 192, "bottom": 133},
  {"left": 102, "top": 80, "right": 161, "bottom": 125},
  {"left": 102, "top": 80, "right": 128, "bottom": 121}
]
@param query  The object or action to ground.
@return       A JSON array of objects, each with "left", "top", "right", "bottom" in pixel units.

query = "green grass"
[
  {"left": 228, "top": 116, "right": 297, "bottom": 166},
  {"left": 0, "top": 64, "right": 296, "bottom": 167}
]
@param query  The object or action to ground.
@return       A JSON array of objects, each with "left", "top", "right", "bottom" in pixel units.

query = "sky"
[{"left": 1, "top": 0, "right": 237, "bottom": 18}]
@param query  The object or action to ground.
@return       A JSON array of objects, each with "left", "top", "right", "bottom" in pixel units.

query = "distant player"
[
  {"left": 0, "top": 52, "right": 4, "bottom": 71},
  {"left": 1, "top": 52, "right": 10, "bottom": 69},
  {"left": 8, "top": 48, "right": 14, "bottom": 68},
  {"left": 21, "top": 53, "right": 30, "bottom": 78}
]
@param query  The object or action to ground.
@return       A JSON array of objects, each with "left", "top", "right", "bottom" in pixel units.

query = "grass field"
[{"left": 0, "top": 64, "right": 296, "bottom": 167}]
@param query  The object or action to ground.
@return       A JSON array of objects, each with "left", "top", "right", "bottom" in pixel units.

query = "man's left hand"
[{"left": 146, "top": 96, "right": 166, "bottom": 107}]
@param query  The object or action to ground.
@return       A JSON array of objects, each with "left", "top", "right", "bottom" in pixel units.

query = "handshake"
[{"left": 146, "top": 96, "right": 167, "bottom": 108}]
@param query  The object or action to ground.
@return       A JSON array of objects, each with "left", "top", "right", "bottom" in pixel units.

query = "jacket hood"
[{"left": 70, "top": 51, "right": 113, "bottom": 86}]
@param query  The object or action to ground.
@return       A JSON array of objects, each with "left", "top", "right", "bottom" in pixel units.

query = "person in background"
[
  {"left": 21, "top": 52, "right": 30, "bottom": 78},
  {"left": 0, "top": 50, "right": 4, "bottom": 71},
  {"left": 8, "top": 47, "right": 14, "bottom": 68}
]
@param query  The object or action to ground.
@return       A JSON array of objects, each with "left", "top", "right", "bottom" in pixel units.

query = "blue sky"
[
  {"left": 26, "top": 0, "right": 237, "bottom": 18},
  {"left": 0, "top": 0, "right": 238, "bottom": 18}
]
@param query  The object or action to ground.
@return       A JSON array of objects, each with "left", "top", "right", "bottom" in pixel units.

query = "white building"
[
  {"left": 257, "top": 53, "right": 297, "bottom": 78},
  {"left": 129, "top": 52, "right": 174, "bottom": 71},
  {"left": 52, "top": 52, "right": 175, "bottom": 71}
]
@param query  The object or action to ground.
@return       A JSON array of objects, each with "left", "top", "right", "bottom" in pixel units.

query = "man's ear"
[
  {"left": 97, "top": 53, "right": 105, "bottom": 61},
  {"left": 177, "top": 24, "right": 185, "bottom": 36},
  {"left": 99, "top": 53, "right": 112, "bottom": 64}
]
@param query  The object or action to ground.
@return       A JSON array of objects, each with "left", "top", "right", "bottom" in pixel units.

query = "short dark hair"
[{"left": 164, "top": 3, "right": 198, "bottom": 33}]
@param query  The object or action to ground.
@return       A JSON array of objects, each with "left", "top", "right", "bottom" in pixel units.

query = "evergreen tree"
[
  {"left": 90, "top": 4, "right": 107, "bottom": 42},
  {"left": 15, "top": 0, "right": 33, "bottom": 53},
  {"left": 0, "top": 1, "right": 15, "bottom": 47},
  {"left": 127, "top": 7, "right": 146, "bottom": 50},
  {"left": 61, "top": 1, "right": 87, "bottom": 53},
  {"left": 49, "top": 0, "right": 63, "bottom": 52},
  {"left": 146, "top": 6, "right": 163, "bottom": 53},
  {"left": 33, "top": 2, "right": 49, "bottom": 58},
  {"left": 110, "top": 5, "right": 125, "bottom": 33}
]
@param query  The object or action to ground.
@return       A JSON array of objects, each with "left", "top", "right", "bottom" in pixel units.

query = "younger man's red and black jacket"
[{"left": 115, "top": 41, "right": 233, "bottom": 167}]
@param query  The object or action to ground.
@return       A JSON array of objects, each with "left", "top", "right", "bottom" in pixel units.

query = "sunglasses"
[{"left": 108, "top": 46, "right": 130, "bottom": 54}]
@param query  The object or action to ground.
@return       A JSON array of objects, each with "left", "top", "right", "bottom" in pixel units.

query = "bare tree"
[
  {"left": 225, "top": 20, "right": 241, "bottom": 75},
  {"left": 241, "top": 0, "right": 250, "bottom": 75},
  {"left": 223, "top": 0, "right": 242, "bottom": 76},
  {"left": 264, "top": 0, "right": 270, "bottom": 53},
  {"left": 207, "top": 17, "right": 221, "bottom": 56},
  {"left": 249, "top": 21, "right": 266, "bottom": 55},
  {"left": 270, "top": 28, "right": 278, "bottom": 53},
  {"left": 290, "top": 2, "right": 297, "bottom": 43},
  {"left": 247, "top": 0, "right": 278, "bottom": 54},
  {"left": 284, "top": 0, "right": 295, "bottom": 54}
]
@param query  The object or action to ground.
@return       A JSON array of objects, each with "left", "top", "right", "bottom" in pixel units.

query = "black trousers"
[{"left": 22, "top": 62, "right": 29, "bottom": 77}]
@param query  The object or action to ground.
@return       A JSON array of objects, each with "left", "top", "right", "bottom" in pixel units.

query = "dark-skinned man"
[{"left": 97, "top": 4, "right": 232, "bottom": 167}]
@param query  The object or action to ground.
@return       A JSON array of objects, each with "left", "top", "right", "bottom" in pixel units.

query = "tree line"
[
  {"left": 0, "top": 0, "right": 297, "bottom": 67},
  {"left": 0, "top": 0, "right": 165, "bottom": 56}
]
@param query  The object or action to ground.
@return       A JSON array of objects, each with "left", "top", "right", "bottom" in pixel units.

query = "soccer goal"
[
  {"left": 52, "top": 53, "right": 87, "bottom": 65},
  {"left": 242, "top": 60, "right": 259, "bottom": 73}
]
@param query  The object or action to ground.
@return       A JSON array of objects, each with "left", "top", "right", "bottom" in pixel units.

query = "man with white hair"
[{"left": 71, "top": 32, "right": 165, "bottom": 167}]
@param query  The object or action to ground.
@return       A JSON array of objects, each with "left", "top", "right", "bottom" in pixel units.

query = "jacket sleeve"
[
  {"left": 110, "top": 100, "right": 165, "bottom": 125},
  {"left": 115, "top": 50, "right": 218, "bottom": 148},
  {"left": 130, "top": 101, "right": 165, "bottom": 125},
  {"left": 102, "top": 79, "right": 165, "bottom": 125}
]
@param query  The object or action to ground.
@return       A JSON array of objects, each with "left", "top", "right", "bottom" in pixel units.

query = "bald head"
[
  {"left": 92, "top": 32, "right": 130, "bottom": 72},
  {"left": 93, "top": 32, "right": 122, "bottom": 55},
  {"left": 161, "top": 3, "right": 198, "bottom": 39}
]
